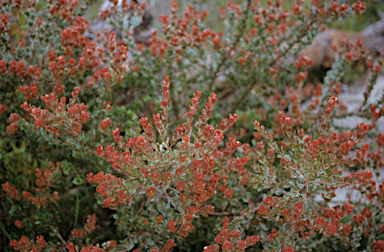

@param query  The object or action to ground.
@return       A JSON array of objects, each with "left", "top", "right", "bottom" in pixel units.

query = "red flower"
[
  {"left": 222, "top": 241, "right": 233, "bottom": 252},
  {"left": 264, "top": 196, "right": 273, "bottom": 205}
]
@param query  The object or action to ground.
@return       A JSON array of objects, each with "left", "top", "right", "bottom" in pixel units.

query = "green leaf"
[
  {"left": 112, "top": 244, "right": 129, "bottom": 252},
  {"left": 62, "top": 160, "right": 71, "bottom": 175},
  {"left": 73, "top": 176, "right": 84, "bottom": 185}
]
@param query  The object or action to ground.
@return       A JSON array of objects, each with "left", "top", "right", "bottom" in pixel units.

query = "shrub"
[{"left": 1, "top": 0, "right": 384, "bottom": 251}]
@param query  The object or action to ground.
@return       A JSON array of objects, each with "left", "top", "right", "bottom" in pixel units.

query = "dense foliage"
[{"left": 1, "top": 0, "right": 384, "bottom": 251}]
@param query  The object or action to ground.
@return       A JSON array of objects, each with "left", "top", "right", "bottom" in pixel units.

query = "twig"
[
  {"left": 73, "top": 192, "right": 80, "bottom": 229},
  {"left": 269, "top": 19, "right": 317, "bottom": 67},
  {"left": 48, "top": 225, "right": 66, "bottom": 244},
  {"left": 210, "top": 206, "right": 260, "bottom": 216},
  {"left": 208, "top": 0, "right": 252, "bottom": 91},
  {"left": 210, "top": 211, "right": 240, "bottom": 216},
  {"left": 358, "top": 71, "right": 379, "bottom": 112}
]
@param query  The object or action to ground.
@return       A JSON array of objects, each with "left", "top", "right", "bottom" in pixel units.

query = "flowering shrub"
[{"left": 1, "top": 0, "right": 384, "bottom": 251}]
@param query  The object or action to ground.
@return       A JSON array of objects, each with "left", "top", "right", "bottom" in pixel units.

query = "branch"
[{"left": 48, "top": 225, "right": 66, "bottom": 245}]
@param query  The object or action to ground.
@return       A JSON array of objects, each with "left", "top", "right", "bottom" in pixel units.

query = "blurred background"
[{"left": 85, "top": 0, "right": 384, "bottom": 33}]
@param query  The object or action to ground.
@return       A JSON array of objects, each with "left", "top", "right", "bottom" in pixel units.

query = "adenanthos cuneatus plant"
[{"left": 1, "top": 0, "right": 384, "bottom": 251}]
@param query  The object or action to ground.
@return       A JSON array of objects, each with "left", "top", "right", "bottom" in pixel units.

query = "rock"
[
  {"left": 84, "top": 0, "right": 154, "bottom": 45},
  {"left": 298, "top": 28, "right": 384, "bottom": 70},
  {"left": 292, "top": 16, "right": 384, "bottom": 79}
]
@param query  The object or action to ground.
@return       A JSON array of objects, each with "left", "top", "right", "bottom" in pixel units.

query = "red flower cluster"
[
  {"left": 10, "top": 235, "right": 47, "bottom": 252},
  {"left": 351, "top": 1, "right": 366, "bottom": 15},
  {"left": 89, "top": 77, "right": 244, "bottom": 242},
  {"left": 19, "top": 90, "right": 90, "bottom": 136},
  {"left": 205, "top": 217, "right": 260, "bottom": 252},
  {"left": 0, "top": 12, "right": 9, "bottom": 31},
  {"left": 19, "top": 83, "right": 38, "bottom": 100},
  {"left": 61, "top": 17, "right": 90, "bottom": 56},
  {"left": 0, "top": 104, "right": 7, "bottom": 114}
]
